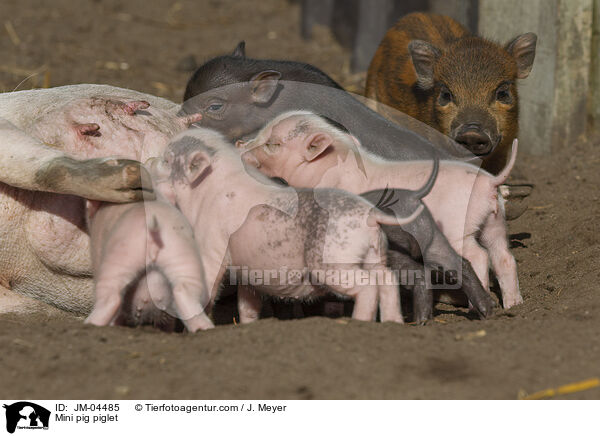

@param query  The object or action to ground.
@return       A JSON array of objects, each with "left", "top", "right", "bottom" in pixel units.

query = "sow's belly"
[{"left": 0, "top": 183, "right": 94, "bottom": 313}]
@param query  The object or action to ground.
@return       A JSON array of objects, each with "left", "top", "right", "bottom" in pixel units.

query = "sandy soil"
[{"left": 1, "top": 0, "right": 598, "bottom": 399}]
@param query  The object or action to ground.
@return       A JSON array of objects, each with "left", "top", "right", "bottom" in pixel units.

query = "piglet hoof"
[
  {"left": 385, "top": 314, "right": 405, "bottom": 324},
  {"left": 412, "top": 317, "right": 430, "bottom": 326},
  {"left": 183, "top": 314, "right": 215, "bottom": 333},
  {"left": 412, "top": 310, "right": 432, "bottom": 326},
  {"left": 502, "top": 293, "right": 523, "bottom": 309},
  {"left": 412, "top": 287, "right": 433, "bottom": 325},
  {"left": 84, "top": 311, "right": 109, "bottom": 327},
  {"left": 471, "top": 296, "right": 497, "bottom": 319}
]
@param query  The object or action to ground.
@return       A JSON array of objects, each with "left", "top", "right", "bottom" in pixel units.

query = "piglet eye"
[
  {"left": 495, "top": 85, "right": 512, "bottom": 104},
  {"left": 438, "top": 85, "right": 453, "bottom": 106},
  {"left": 206, "top": 102, "right": 224, "bottom": 112},
  {"left": 263, "top": 143, "right": 280, "bottom": 155}
]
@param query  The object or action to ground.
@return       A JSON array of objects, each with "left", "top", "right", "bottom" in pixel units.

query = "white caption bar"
[{"left": 0, "top": 400, "right": 597, "bottom": 435}]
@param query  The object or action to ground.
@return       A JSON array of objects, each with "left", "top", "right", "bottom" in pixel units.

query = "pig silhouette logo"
[{"left": 3, "top": 402, "right": 50, "bottom": 433}]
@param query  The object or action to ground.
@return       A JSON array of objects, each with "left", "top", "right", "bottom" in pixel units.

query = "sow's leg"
[{"left": 0, "top": 118, "right": 152, "bottom": 202}]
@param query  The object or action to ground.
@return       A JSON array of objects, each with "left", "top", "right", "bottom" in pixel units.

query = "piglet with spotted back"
[{"left": 149, "top": 128, "right": 431, "bottom": 324}]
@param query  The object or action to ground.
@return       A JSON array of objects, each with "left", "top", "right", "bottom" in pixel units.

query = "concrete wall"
[{"left": 478, "top": 0, "right": 594, "bottom": 154}]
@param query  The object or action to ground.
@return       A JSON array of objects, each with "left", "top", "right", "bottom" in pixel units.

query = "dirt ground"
[{"left": 1, "top": 0, "right": 599, "bottom": 400}]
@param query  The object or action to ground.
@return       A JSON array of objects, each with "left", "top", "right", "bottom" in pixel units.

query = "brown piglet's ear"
[
  {"left": 505, "top": 33, "right": 537, "bottom": 79},
  {"left": 408, "top": 40, "right": 441, "bottom": 90},
  {"left": 250, "top": 70, "right": 282, "bottom": 104},
  {"left": 184, "top": 150, "right": 211, "bottom": 184},
  {"left": 304, "top": 132, "right": 333, "bottom": 161}
]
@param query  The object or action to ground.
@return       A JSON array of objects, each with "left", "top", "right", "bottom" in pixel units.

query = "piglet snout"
[
  {"left": 453, "top": 124, "right": 493, "bottom": 156},
  {"left": 177, "top": 112, "right": 203, "bottom": 128}
]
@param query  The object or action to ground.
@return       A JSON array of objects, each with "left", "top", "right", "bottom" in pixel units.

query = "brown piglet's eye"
[
  {"left": 495, "top": 85, "right": 513, "bottom": 104},
  {"left": 438, "top": 85, "right": 453, "bottom": 106}
]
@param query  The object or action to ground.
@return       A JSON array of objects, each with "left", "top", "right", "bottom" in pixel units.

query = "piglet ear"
[
  {"left": 408, "top": 40, "right": 441, "bottom": 90},
  {"left": 250, "top": 70, "right": 282, "bottom": 104},
  {"left": 304, "top": 132, "right": 333, "bottom": 161},
  {"left": 505, "top": 33, "right": 537, "bottom": 79},
  {"left": 232, "top": 41, "right": 246, "bottom": 58},
  {"left": 185, "top": 150, "right": 211, "bottom": 184}
]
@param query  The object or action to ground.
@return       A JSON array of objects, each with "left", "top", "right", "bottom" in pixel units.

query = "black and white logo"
[{"left": 3, "top": 402, "right": 50, "bottom": 433}]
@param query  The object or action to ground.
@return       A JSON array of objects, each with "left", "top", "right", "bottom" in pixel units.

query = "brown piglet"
[{"left": 366, "top": 12, "right": 536, "bottom": 174}]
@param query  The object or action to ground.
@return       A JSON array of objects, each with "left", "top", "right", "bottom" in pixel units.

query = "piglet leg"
[
  {"left": 321, "top": 265, "right": 379, "bottom": 322},
  {"left": 155, "top": 251, "right": 214, "bottom": 332},
  {"left": 462, "top": 238, "right": 490, "bottom": 292},
  {"left": 169, "top": 280, "right": 214, "bottom": 332},
  {"left": 350, "top": 282, "right": 378, "bottom": 322},
  {"left": 85, "top": 265, "right": 137, "bottom": 326},
  {"left": 237, "top": 285, "right": 262, "bottom": 323},
  {"left": 480, "top": 212, "right": 522, "bottom": 308},
  {"left": 387, "top": 250, "right": 430, "bottom": 324},
  {"left": 424, "top": 229, "right": 496, "bottom": 318},
  {"left": 362, "top": 245, "right": 404, "bottom": 323},
  {"left": 374, "top": 271, "right": 404, "bottom": 323}
]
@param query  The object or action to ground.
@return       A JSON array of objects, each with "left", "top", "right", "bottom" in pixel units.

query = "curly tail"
[
  {"left": 368, "top": 204, "right": 424, "bottom": 227},
  {"left": 413, "top": 152, "right": 439, "bottom": 199},
  {"left": 493, "top": 139, "right": 518, "bottom": 186}
]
